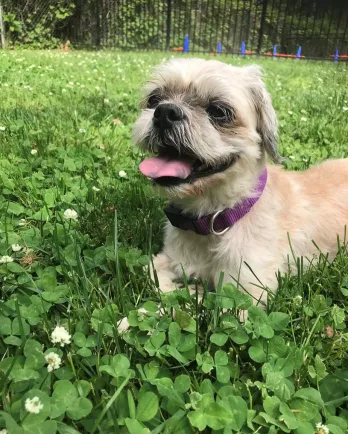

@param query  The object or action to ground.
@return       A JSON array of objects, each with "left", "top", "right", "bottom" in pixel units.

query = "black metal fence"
[
  {"left": 61, "top": 0, "right": 348, "bottom": 59},
  {"left": 3, "top": 0, "right": 348, "bottom": 59}
]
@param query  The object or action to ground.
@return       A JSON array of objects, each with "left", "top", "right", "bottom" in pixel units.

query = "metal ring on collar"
[{"left": 209, "top": 210, "right": 230, "bottom": 235}]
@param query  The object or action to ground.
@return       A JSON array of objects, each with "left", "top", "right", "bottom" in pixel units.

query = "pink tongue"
[{"left": 139, "top": 156, "right": 192, "bottom": 179}]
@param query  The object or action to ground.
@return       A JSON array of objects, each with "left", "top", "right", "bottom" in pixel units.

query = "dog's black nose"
[{"left": 153, "top": 103, "right": 184, "bottom": 128}]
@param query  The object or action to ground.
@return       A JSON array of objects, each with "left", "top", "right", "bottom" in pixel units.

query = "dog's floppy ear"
[{"left": 245, "top": 65, "right": 283, "bottom": 163}]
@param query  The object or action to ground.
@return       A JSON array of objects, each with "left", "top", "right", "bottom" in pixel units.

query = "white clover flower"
[
  {"left": 288, "top": 110, "right": 293, "bottom": 115},
  {"left": 343, "top": 107, "right": 348, "bottom": 112},
  {"left": 11, "top": 244, "right": 22, "bottom": 252},
  {"left": 293, "top": 295, "right": 303, "bottom": 306},
  {"left": 31, "top": 149, "right": 38, "bottom": 155},
  {"left": 45, "top": 352, "right": 62, "bottom": 372},
  {"left": 104, "top": 98, "right": 109, "bottom": 104},
  {"left": 25, "top": 396, "right": 44, "bottom": 414},
  {"left": 95, "top": 86, "right": 100, "bottom": 91},
  {"left": 157, "top": 305, "right": 166, "bottom": 316},
  {"left": 300, "top": 117, "right": 307, "bottom": 122},
  {"left": 68, "top": 81, "right": 74, "bottom": 86},
  {"left": 0, "top": 126, "right": 6, "bottom": 132},
  {"left": 0, "top": 256, "right": 14, "bottom": 264},
  {"left": 137, "top": 307, "right": 148, "bottom": 321},
  {"left": 50, "top": 325, "right": 71, "bottom": 347},
  {"left": 117, "top": 317, "right": 130, "bottom": 333},
  {"left": 0, "top": 429, "right": 8, "bottom": 434},
  {"left": 119, "top": 170, "right": 127, "bottom": 178},
  {"left": 18, "top": 219, "right": 27, "bottom": 226},
  {"left": 63, "top": 209, "right": 78, "bottom": 221},
  {"left": 79, "top": 128, "right": 86, "bottom": 133},
  {"left": 316, "top": 423, "right": 329, "bottom": 434},
  {"left": 92, "top": 186, "right": 100, "bottom": 192}
]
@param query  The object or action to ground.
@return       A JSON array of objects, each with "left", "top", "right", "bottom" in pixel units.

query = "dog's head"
[{"left": 133, "top": 58, "right": 280, "bottom": 198}]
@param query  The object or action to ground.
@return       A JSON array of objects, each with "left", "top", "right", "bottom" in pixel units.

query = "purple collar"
[{"left": 164, "top": 169, "right": 267, "bottom": 236}]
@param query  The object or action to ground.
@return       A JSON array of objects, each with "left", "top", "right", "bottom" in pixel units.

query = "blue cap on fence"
[
  {"left": 217, "top": 42, "right": 222, "bottom": 54},
  {"left": 334, "top": 49, "right": 339, "bottom": 62},
  {"left": 241, "top": 41, "right": 246, "bottom": 56},
  {"left": 183, "top": 35, "right": 189, "bottom": 53},
  {"left": 296, "top": 46, "right": 302, "bottom": 58},
  {"left": 273, "top": 44, "right": 277, "bottom": 56}
]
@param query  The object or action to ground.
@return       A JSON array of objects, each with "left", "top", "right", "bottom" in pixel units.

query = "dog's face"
[{"left": 133, "top": 58, "right": 280, "bottom": 197}]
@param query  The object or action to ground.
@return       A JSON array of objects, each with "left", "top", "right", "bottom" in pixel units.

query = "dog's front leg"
[
  {"left": 150, "top": 252, "right": 179, "bottom": 293},
  {"left": 150, "top": 252, "right": 204, "bottom": 300}
]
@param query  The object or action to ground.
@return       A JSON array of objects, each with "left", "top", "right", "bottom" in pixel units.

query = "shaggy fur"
[{"left": 132, "top": 58, "right": 348, "bottom": 305}]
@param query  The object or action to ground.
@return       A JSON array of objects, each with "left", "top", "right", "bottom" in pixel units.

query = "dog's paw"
[
  {"left": 152, "top": 267, "right": 178, "bottom": 293},
  {"left": 187, "top": 282, "right": 204, "bottom": 302},
  {"left": 157, "top": 275, "right": 177, "bottom": 293},
  {"left": 152, "top": 252, "right": 171, "bottom": 270}
]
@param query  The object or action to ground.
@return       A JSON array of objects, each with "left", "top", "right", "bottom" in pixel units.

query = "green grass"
[{"left": 0, "top": 50, "right": 348, "bottom": 434}]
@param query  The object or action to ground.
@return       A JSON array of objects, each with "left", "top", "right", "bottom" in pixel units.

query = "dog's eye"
[
  {"left": 206, "top": 104, "right": 234, "bottom": 123},
  {"left": 147, "top": 94, "right": 161, "bottom": 109}
]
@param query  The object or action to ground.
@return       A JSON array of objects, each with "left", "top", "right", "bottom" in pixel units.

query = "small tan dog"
[{"left": 133, "top": 58, "right": 348, "bottom": 305}]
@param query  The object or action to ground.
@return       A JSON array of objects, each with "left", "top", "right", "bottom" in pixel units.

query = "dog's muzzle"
[{"left": 139, "top": 102, "right": 239, "bottom": 186}]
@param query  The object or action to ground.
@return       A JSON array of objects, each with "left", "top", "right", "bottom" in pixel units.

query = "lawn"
[{"left": 0, "top": 50, "right": 348, "bottom": 434}]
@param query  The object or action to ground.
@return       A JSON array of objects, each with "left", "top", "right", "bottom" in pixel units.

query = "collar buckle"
[{"left": 209, "top": 210, "right": 230, "bottom": 235}]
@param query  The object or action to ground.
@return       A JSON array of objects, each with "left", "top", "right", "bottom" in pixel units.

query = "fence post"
[
  {"left": 257, "top": 0, "right": 268, "bottom": 54},
  {"left": 0, "top": 0, "right": 6, "bottom": 49},
  {"left": 95, "top": 0, "right": 101, "bottom": 49},
  {"left": 166, "top": 0, "right": 172, "bottom": 51}
]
